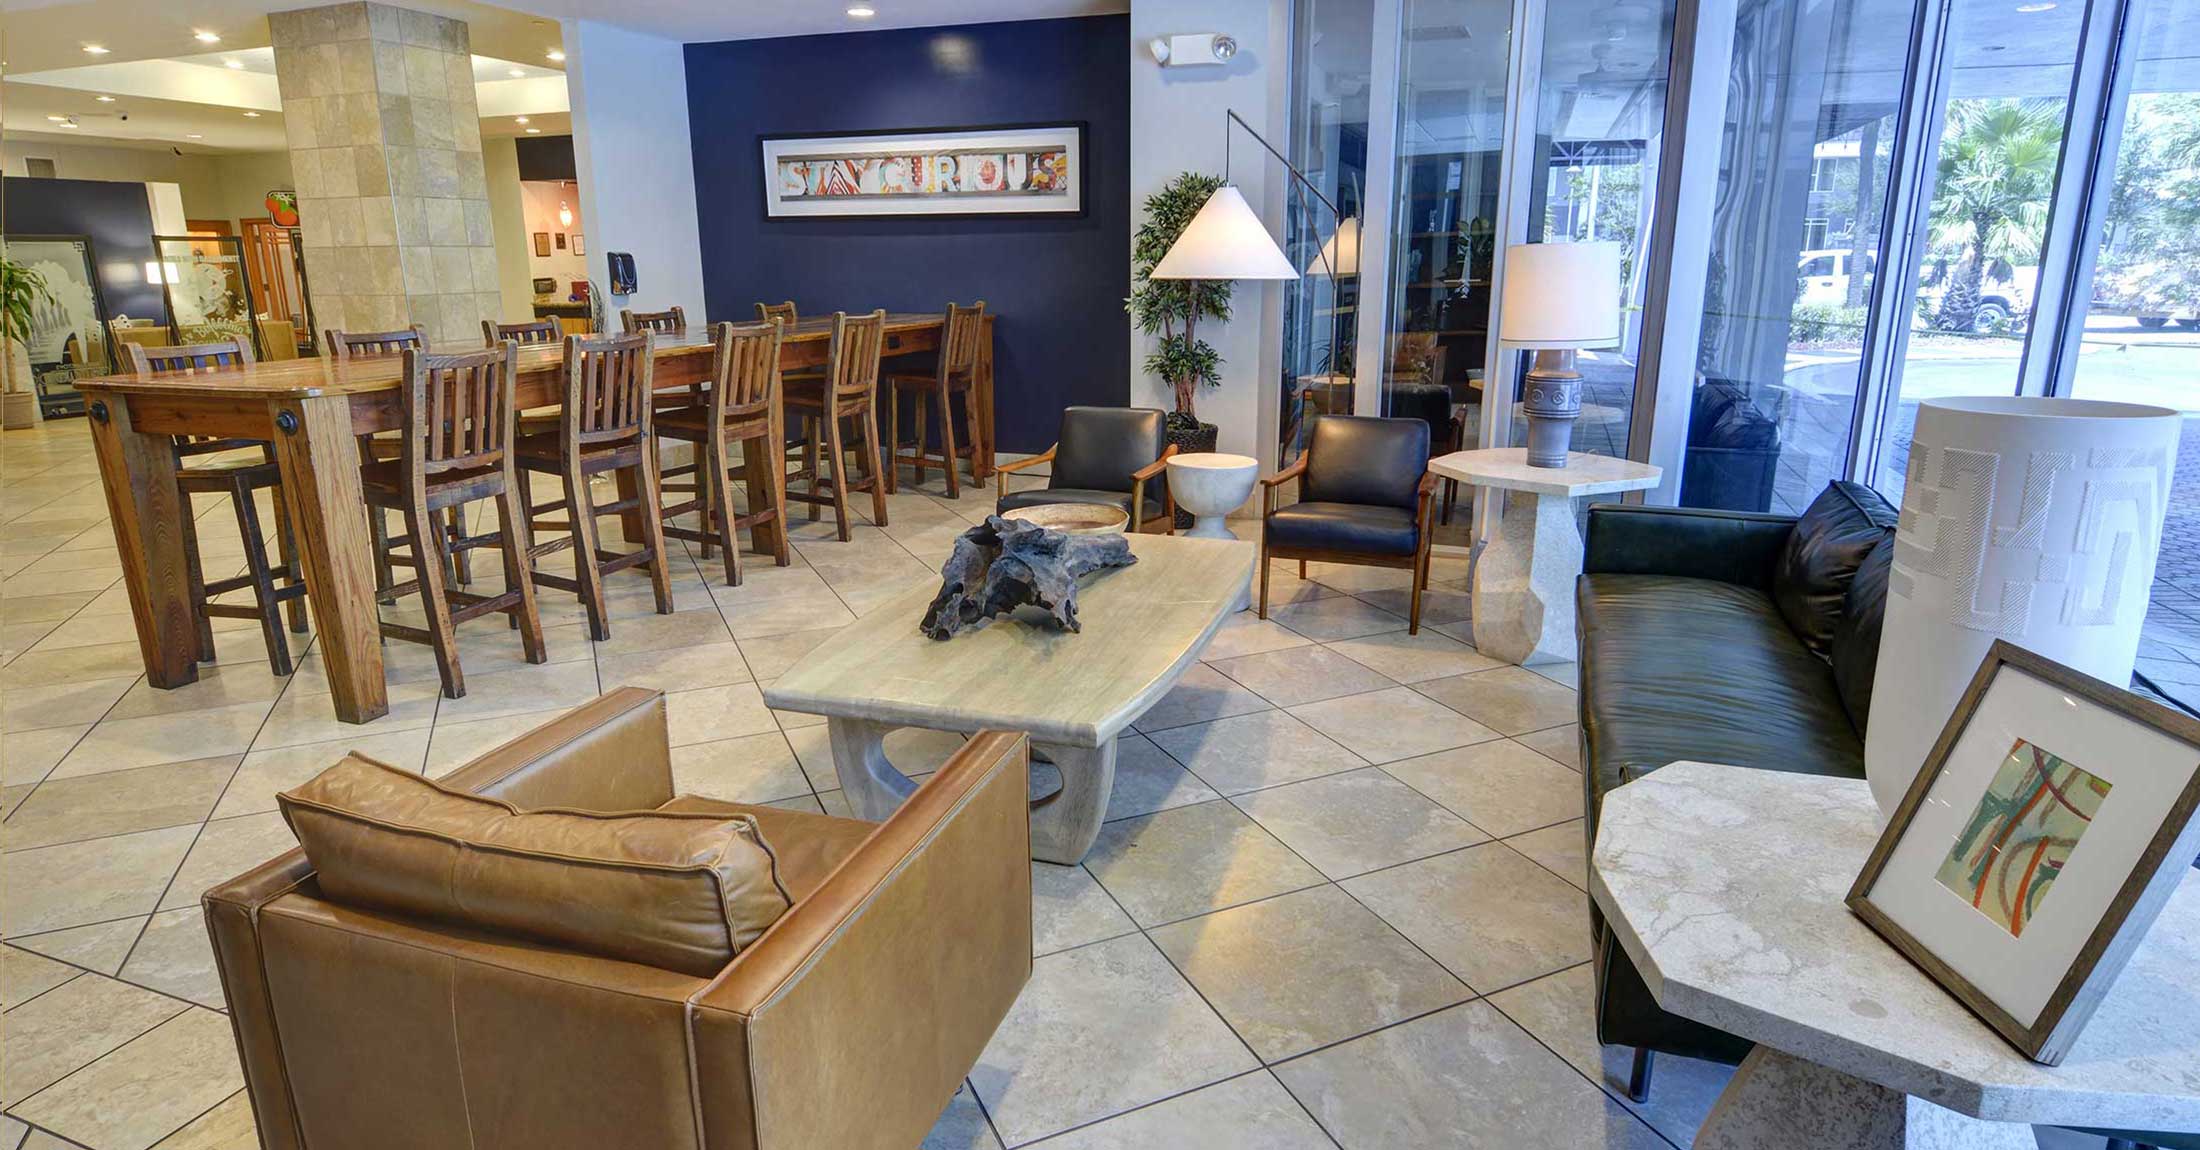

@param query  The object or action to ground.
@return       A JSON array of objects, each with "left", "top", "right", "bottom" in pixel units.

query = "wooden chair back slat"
[
  {"left": 940, "top": 301, "right": 986, "bottom": 381},
  {"left": 328, "top": 326, "right": 427, "bottom": 359},
  {"left": 755, "top": 301, "right": 798, "bottom": 327},
  {"left": 401, "top": 345, "right": 517, "bottom": 479},
  {"left": 128, "top": 338, "right": 255, "bottom": 376},
  {"left": 620, "top": 307, "right": 685, "bottom": 335},
  {"left": 484, "top": 319, "right": 560, "bottom": 347},
  {"left": 560, "top": 332, "right": 655, "bottom": 446},
  {"left": 827, "top": 310, "right": 887, "bottom": 401},
  {"left": 709, "top": 320, "right": 783, "bottom": 429}
]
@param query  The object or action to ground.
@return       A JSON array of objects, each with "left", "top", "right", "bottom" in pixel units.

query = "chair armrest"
[
  {"left": 686, "top": 732, "right": 1034, "bottom": 1150},
  {"left": 204, "top": 849, "right": 318, "bottom": 1150},
  {"left": 1261, "top": 457, "right": 1308, "bottom": 490},
  {"left": 995, "top": 445, "right": 1057, "bottom": 500},
  {"left": 436, "top": 687, "right": 674, "bottom": 811},
  {"left": 1129, "top": 442, "right": 1178, "bottom": 484},
  {"left": 1582, "top": 504, "right": 1795, "bottom": 590}
]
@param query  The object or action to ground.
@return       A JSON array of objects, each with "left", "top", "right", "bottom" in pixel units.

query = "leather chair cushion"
[
  {"left": 279, "top": 754, "right": 791, "bottom": 977},
  {"left": 998, "top": 485, "right": 1163, "bottom": 525},
  {"left": 1267, "top": 502, "right": 1419, "bottom": 557},
  {"left": 1772, "top": 481, "right": 1897, "bottom": 658},
  {"left": 1579, "top": 573, "right": 1865, "bottom": 825},
  {"left": 1830, "top": 532, "right": 1894, "bottom": 735},
  {"left": 1303, "top": 415, "right": 1429, "bottom": 510},
  {"left": 657, "top": 795, "right": 874, "bottom": 903},
  {"left": 1049, "top": 407, "right": 1165, "bottom": 494}
]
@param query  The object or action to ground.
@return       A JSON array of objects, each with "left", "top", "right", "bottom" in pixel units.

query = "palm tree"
[{"left": 1927, "top": 100, "right": 2063, "bottom": 331}]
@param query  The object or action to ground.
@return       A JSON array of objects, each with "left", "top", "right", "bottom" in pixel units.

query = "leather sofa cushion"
[
  {"left": 1267, "top": 502, "right": 1419, "bottom": 556},
  {"left": 1303, "top": 416, "right": 1428, "bottom": 510},
  {"left": 1830, "top": 532, "right": 1894, "bottom": 735},
  {"left": 1579, "top": 573, "right": 1865, "bottom": 823},
  {"left": 279, "top": 755, "right": 791, "bottom": 977},
  {"left": 998, "top": 486, "right": 1163, "bottom": 525},
  {"left": 657, "top": 795, "right": 874, "bottom": 903},
  {"left": 1772, "top": 481, "right": 1897, "bottom": 658}
]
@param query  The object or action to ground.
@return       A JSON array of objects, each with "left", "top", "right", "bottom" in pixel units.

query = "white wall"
[
  {"left": 561, "top": 19, "right": 707, "bottom": 325},
  {"left": 1129, "top": 0, "right": 1290, "bottom": 465},
  {"left": 482, "top": 137, "right": 537, "bottom": 323},
  {"left": 2, "top": 143, "right": 295, "bottom": 232},
  {"left": 519, "top": 179, "right": 589, "bottom": 287}
]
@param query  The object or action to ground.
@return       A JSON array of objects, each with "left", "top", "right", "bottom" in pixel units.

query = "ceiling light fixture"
[
  {"left": 82, "top": 44, "right": 110, "bottom": 55},
  {"left": 95, "top": 94, "right": 116, "bottom": 102},
  {"left": 2015, "top": 2, "right": 2056, "bottom": 10},
  {"left": 194, "top": 30, "right": 221, "bottom": 43},
  {"left": 558, "top": 201, "right": 573, "bottom": 227},
  {"left": 507, "top": 67, "right": 525, "bottom": 78},
  {"left": 847, "top": 4, "right": 877, "bottom": 16},
  {"left": 545, "top": 48, "right": 565, "bottom": 62},
  {"left": 525, "top": 127, "right": 541, "bottom": 133},
  {"left": 243, "top": 110, "right": 261, "bottom": 117},
  {"left": 223, "top": 58, "right": 245, "bottom": 69},
  {"left": 187, "top": 133, "right": 203, "bottom": 139},
  {"left": 515, "top": 115, "right": 530, "bottom": 124},
  {"left": 47, "top": 114, "right": 69, "bottom": 122},
  {"left": 57, "top": 121, "right": 80, "bottom": 129}
]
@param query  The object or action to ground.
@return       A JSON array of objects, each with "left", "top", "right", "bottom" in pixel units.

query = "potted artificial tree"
[
  {"left": 1128, "top": 171, "right": 1233, "bottom": 458},
  {"left": 2, "top": 255, "right": 54, "bottom": 430}
]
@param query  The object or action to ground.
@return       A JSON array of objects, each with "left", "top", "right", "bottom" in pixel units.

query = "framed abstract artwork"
[
  {"left": 1849, "top": 641, "right": 2200, "bottom": 1063},
  {"left": 760, "top": 123, "right": 1085, "bottom": 220}
]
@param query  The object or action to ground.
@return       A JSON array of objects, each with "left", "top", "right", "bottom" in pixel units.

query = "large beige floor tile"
[
  {"left": 1146, "top": 711, "right": 1364, "bottom": 796},
  {"left": 733, "top": 627, "right": 841, "bottom": 679},
  {"left": 1085, "top": 800, "right": 1325, "bottom": 927},
  {"left": 1196, "top": 614, "right": 1312, "bottom": 662},
  {"left": 3, "top": 726, "right": 90, "bottom": 787},
  {"left": 1355, "top": 586, "right": 1473, "bottom": 625},
  {"left": 1274, "top": 1001, "right": 1667, "bottom": 1150},
  {"left": 422, "top": 708, "right": 571, "bottom": 777},
  {"left": 596, "top": 640, "right": 754, "bottom": 693},
  {"left": 665, "top": 682, "right": 779, "bottom": 746},
  {"left": 1342, "top": 842, "right": 1590, "bottom": 994},
  {"left": 147, "top": 1089, "right": 256, "bottom": 1150},
  {"left": 1412, "top": 666, "right": 1578, "bottom": 737},
  {"left": 1288, "top": 686, "right": 1501, "bottom": 764},
  {"left": 1, "top": 945, "right": 79, "bottom": 1008},
  {"left": 1515, "top": 722, "right": 1582, "bottom": 770},
  {"left": 1232, "top": 768, "right": 1487, "bottom": 879},
  {"left": 921, "top": 1081, "right": 1002, "bottom": 1150},
  {"left": 14, "top": 1006, "right": 244, "bottom": 1150},
  {"left": 104, "top": 665, "right": 287, "bottom": 723},
  {"left": 431, "top": 659, "right": 602, "bottom": 725},
  {"left": 970, "top": 934, "right": 1257, "bottom": 1146},
  {"left": 1129, "top": 664, "right": 1271, "bottom": 734},
  {"left": 1505, "top": 820, "right": 1589, "bottom": 891},
  {"left": 157, "top": 813, "right": 295, "bottom": 911},
  {"left": 1030, "top": 863, "right": 1135, "bottom": 957},
  {"left": 1149, "top": 885, "right": 1470, "bottom": 1063},
  {"left": 587, "top": 607, "right": 733, "bottom": 657},
  {"left": 1033, "top": 1071, "right": 1332, "bottom": 1149},
  {"left": 1, "top": 826, "right": 197, "bottom": 938},
  {"left": 213, "top": 729, "right": 432, "bottom": 819},
  {"left": 1324, "top": 628, "right": 1502, "bottom": 684},
  {"left": 670, "top": 731, "right": 809, "bottom": 803},
  {"left": 0, "top": 642, "right": 150, "bottom": 690},
  {"left": 1, "top": 758, "right": 236, "bottom": 853},
  {"left": 2, "top": 677, "right": 134, "bottom": 733},
  {"left": 0, "top": 973, "right": 186, "bottom": 1107},
  {"left": 8, "top": 918, "right": 144, "bottom": 975},
  {"left": 46, "top": 703, "right": 268, "bottom": 781},
  {"left": 119, "top": 908, "right": 224, "bottom": 1009},
  {"left": 1488, "top": 966, "right": 1733, "bottom": 1148},
  {"left": 1266, "top": 596, "right": 1406, "bottom": 643},
  {"left": 1099, "top": 734, "right": 1219, "bottom": 822},
  {"left": 1208, "top": 644, "right": 1395, "bottom": 709},
  {"left": 719, "top": 587, "right": 854, "bottom": 639},
  {"left": 1380, "top": 738, "right": 1582, "bottom": 838},
  {"left": 249, "top": 681, "right": 440, "bottom": 752}
]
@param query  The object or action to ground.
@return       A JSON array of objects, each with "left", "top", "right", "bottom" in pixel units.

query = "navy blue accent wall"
[
  {"left": 3, "top": 177, "right": 165, "bottom": 325},
  {"left": 684, "top": 15, "right": 1130, "bottom": 453}
]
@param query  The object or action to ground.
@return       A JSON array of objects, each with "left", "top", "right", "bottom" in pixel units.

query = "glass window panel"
[
  {"left": 1870, "top": 0, "right": 2088, "bottom": 499},
  {"left": 1681, "top": 0, "right": 1915, "bottom": 512},
  {"left": 1281, "top": 0, "right": 1376, "bottom": 466},
  {"left": 2067, "top": 0, "right": 2200, "bottom": 701}
]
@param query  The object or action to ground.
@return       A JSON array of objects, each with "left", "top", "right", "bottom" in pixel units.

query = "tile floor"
[{"left": 0, "top": 420, "right": 2104, "bottom": 1150}]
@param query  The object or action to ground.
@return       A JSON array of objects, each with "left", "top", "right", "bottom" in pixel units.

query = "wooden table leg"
[
  {"left": 973, "top": 326, "right": 996, "bottom": 482},
  {"left": 1028, "top": 739, "right": 1115, "bottom": 865},
  {"left": 84, "top": 392, "right": 198, "bottom": 689},
  {"left": 268, "top": 394, "right": 387, "bottom": 723},
  {"left": 742, "top": 408, "right": 789, "bottom": 564}
]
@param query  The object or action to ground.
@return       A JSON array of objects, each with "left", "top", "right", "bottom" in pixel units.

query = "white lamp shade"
[
  {"left": 1863, "top": 396, "right": 2181, "bottom": 819},
  {"left": 1498, "top": 241, "right": 1622, "bottom": 348},
  {"left": 1312, "top": 216, "right": 1359, "bottom": 277},
  {"left": 1150, "top": 185, "right": 1300, "bottom": 281}
]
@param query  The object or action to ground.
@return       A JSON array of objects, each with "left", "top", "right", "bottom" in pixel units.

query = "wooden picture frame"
[
  {"left": 533, "top": 232, "right": 551, "bottom": 257},
  {"left": 554, "top": 232, "right": 566, "bottom": 250},
  {"left": 1848, "top": 640, "right": 2200, "bottom": 1064},
  {"left": 571, "top": 233, "right": 584, "bottom": 256},
  {"left": 759, "top": 121, "right": 1087, "bottom": 220}
]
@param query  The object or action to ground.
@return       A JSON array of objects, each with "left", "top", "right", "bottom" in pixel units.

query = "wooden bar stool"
[
  {"left": 783, "top": 310, "right": 889, "bottom": 540},
  {"left": 658, "top": 320, "right": 791, "bottom": 585},
  {"left": 483, "top": 318, "right": 561, "bottom": 346},
  {"left": 515, "top": 332, "right": 676, "bottom": 641},
  {"left": 755, "top": 301, "right": 797, "bottom": 327},
  {"left": 126, "top": 339, "right": 310, "bottom": 676},
  {"left": 327, "top": 325, "right": 474, "bottom": 594},
  {"left": 620, "top": 307, "right": 685, "bottom": 335},
  {"left": 885, "top": 300, "right": 986, "bottom": 498},
  {"left": 361, "top": 345, "right": 547, "bottom": 698}
]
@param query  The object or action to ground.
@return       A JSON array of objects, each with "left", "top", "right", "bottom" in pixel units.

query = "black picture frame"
[{"left": 757, "top": 121, "right": 1089, "bottom": 222}]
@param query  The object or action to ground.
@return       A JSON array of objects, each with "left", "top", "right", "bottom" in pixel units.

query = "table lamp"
[{"left": 1498, "top": 241, "right": 1621, "bottom": 467}]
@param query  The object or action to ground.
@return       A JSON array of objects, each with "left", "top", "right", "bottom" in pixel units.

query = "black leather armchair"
[
  {"left": 1259, "top": 415, "right": 1436, "bottom": 633},
  {"left": 994, "top": 406, "right": 1176, "bottom": 533}
]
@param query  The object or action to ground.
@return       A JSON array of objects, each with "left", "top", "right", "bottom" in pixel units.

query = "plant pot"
[
  {"left": 2, "top": 339, "right": 39, "bottom": 430},
  {"left": 1163, "top": 416, "right": 1218, "bottom": 529}
]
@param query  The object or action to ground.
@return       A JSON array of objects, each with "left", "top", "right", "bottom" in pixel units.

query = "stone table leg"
[
  {"left": 828, "top": 716, "right": 916, "bottom": 821},
  {"left": 1695, "top": 1048, "right": 2036, "bottom": 1150},
  {"left": 1471, "top": 488, "right": 1581, "bottom": 665},
  {"left": 1027, "top": 739, "right": 1116, "bottom": 865}
]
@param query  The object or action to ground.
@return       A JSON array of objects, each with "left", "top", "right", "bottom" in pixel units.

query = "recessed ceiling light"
[
  {"left": 545, "top": 48, "right": 565, "bottom": 62},
  {"left": 82, "top": 43, "right": 110, "bottom": 55},
  {"left": 847, "top": 5, "right": 876, "bottom": 16},
  {"left": 95, "top": 94, "right": 116, "bottom": 102},
  {"left": 186, "top": 133, "right": 203, "bottom": 139},
  {"left": 2015, "top": 2, "right": 2056, "bottom": 10},
  {"left": 515, "top": 115, "right": 530, "bottom": 124},
  {"left": 525, "top": 127, "right": 541, "bottom": 133},
  {"left": 194, "top": 30, "right": 221, "bottom": 43},
  {"left": 47, "top": 115, "right": 69, "bottom": 122},
  {"left": 243, "top": 110, "right": 261, "bottom": 117},
  {"left": 507, "top": 67, "right": 525, "bottom": 78},
  {"left": 223, "top": 58, "right": 245, "bottom": 69}
]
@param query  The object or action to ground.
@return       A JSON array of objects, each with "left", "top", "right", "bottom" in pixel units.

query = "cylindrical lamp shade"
[
  {"left": 1150, "top": 186, "right": 1301, "bottom": 281},
  {"left": 1864, "top": 396, "right": 2181, "bottom": 817},
  {"left": 1498, "top": 242, "right": 1623, "bottom": 348}
]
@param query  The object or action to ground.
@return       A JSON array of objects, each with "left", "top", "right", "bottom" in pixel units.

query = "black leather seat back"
[
  {"left": 1051, "top": 407, "right": 1166, "bottom": 495},
  {"left": 1303, "top": 416, "right": 1428, "bottom": 510}
]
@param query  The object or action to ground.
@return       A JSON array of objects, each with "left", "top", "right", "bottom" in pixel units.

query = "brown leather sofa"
[{"left": 204, "top": 687, "right": 1034, "bottom": 1150}]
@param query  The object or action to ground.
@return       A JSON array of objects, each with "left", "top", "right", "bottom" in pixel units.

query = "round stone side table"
[{"left": 1167, "top": 452, "right": 1259, "bottom": 610}]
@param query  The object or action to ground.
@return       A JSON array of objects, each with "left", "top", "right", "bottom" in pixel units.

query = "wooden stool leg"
[
  {"left": 696, "top": 459, "right": 716, "bottom": 561},
  {"left": 406, "top": 501, "right": 465, "bottom": 698},
  {"left": 804, "top": 416, "right": 823, "bottom": 523},
  {"left": 266, "top": 483, "right": 309, "bottom": 634},
  {"left": 367, "top": 506, "right": 397, "bottom": 604},
  {"left": 709, "top": 432, "right": 744, "bottom": 586},
  {"left": 563, "top": 461, "right": 612, "bottom": 642},
  {"left": 635, "top": 455, "right": 675, "bottom": 616},
  {"left": 962, "top": 383, "right": 986, "bottom": 490},
  {"left": 820, "top": 406, "right": 852, "bottom": 541},
  {"left": 177, "top": 493, "right": 217, "bottom": 663},
  {"left": 446, "top": 506, "right": 470, "bottom": 585},
  {"left": 910, "top": 391, "right": 928, "bottom": 487},
  {"left": 495, "top": 476, "right": 548, "bottom": 665},
  {"left": 859, "top": 403, "right": 888, "bottom": 528},
  {"left": 227, "top": 478, "right": 294, "bottom": 676},
  {"left": 934, "top": 382, "right": 960, "bottom": 498},
  {"left": 886, "top": 384, "right": 901, "bottom": 496}
]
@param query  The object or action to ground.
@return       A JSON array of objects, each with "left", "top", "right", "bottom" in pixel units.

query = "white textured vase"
[{"left": 1864, "top": 396, "right": 2180, "bottom": 818}]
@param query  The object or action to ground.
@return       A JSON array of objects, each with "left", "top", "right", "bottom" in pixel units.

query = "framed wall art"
[
  {"left": 3, "top": 234, "right": 112, "bottom": 415},
  {"left": 533, "top": 232, "right": 552, "bottom": 257},
  {"left": 760, "top": 122, "right": 1086, "bottom": 220},
  {"left": 1848, "top": 640, "right": 2200, "bottom": 1064}
]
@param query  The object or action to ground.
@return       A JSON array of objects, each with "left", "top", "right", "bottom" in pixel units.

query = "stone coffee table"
[
  {"left": 1592, "top": 761, "right": 2200, "bottom": 1148},
  {"left": 764, "top": 533, "right": 1255, "bottom": 864}
]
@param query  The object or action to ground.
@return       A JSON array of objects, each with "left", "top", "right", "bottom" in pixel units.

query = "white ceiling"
[{"left": 499, "top": 0, "right": 1127, "bottom": 43}]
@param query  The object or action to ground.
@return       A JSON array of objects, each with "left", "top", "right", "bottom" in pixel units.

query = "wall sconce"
[
  {"left": 1149, "top": 33, "right": 1237, "bottom": 67},
  {"left": 558, "top": 201, "right": 573, "bottom": 228}
]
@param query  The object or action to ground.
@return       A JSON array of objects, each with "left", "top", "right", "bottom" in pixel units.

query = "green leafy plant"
[
  {"left": 2, "top": 255, "right": 53, "bottom": 346},
  {"left": 1927, "top": 99, "right": 2061, "bottom": 331},
  {"left": 1127, "top": 171, "right": 1233, "bottom": 427}
]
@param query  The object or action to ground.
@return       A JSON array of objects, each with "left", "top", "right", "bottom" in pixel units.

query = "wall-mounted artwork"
[
  {"left": 2, "top": 234, "right": 111, "bottom": 415},
  {"left": 555, "top": 233, "right": 566, "bottom": 250},
  {"left": 533, "top": 232, "right": 552, "bottom": 257},
  {"left": 572, "top": 234, "right": 585, "bottom": 256},
  {"left": 760, "top": 123, "right": 1085, "bottom": 219}
]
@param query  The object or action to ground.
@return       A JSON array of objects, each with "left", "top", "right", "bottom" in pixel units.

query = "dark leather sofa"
[{"left": 1577, "top": 482, "right": 1898, "bottom": 1089}]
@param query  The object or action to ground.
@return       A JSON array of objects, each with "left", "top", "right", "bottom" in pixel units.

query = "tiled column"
[{"left": 271, "top": 2, "right": 498, "bottom": 348}]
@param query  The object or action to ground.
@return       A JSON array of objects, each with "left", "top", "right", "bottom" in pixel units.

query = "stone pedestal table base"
[
  {"left": 828, "top": 716, "right": 1118, "bottom": 864},
  {"left": 1168, "top": 453, "right": 1259, "bottom": 612},
  {"left": 1471, "top": 488, "right": 1582, "bottom": 665},
  {"left": 1697, "top": 1048, "right": 2036, "bottom": 1150}
]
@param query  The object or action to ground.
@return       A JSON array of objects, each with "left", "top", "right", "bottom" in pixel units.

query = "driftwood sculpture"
[{"left": 921, "top": 515, "right": 1137, "bottom": 640}]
